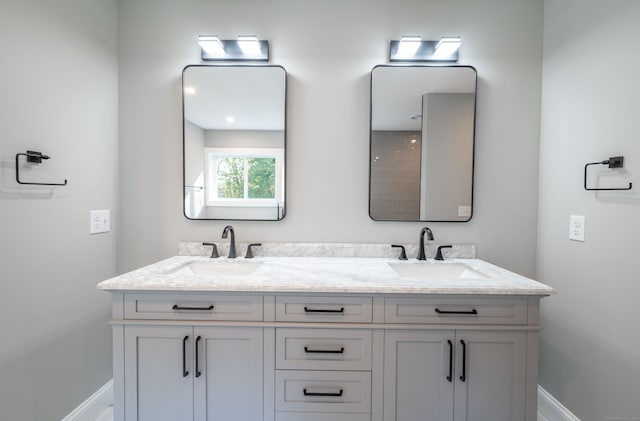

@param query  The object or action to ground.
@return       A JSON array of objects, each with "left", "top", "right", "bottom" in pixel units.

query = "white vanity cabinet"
[
  {"left": 102, "top": 256, "right": 552, "bottom": 421},
  {"left": 123, "top": 325, "right": 264, "bottom": 421},
  {"left": 274, "top": 296, "right": 374, "bottom": 421},
  {"left": 115, "top": 293, "right": 266, "bottom": 421},
  {"left": 383, "top": 297, "right": 533, "bottom": 421},
  {"left": 383, "top": 330, "right": 526, "bottom": 421}
]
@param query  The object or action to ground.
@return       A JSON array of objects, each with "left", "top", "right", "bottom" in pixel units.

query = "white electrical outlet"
[
  {"left": 90, "top": 210, "right": 111, "bottom": 234},
  {"left": 569, "top": 215, "right": 585, "bottom": 242}
]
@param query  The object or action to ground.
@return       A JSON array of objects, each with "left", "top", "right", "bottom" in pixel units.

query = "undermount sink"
[
  {"left": 168, "top": 260, "right": 264, "bottom": 277},
  {"left": 389, "top": 262, "right": 486, "bottom": 279}
]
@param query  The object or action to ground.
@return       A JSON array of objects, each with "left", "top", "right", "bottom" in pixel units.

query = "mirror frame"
[
  {"left": 182, "top": 64, "right": 287, "bottom": 221},
  {"left": 368, "top": 64, "right": 477, "bottom": 222}
]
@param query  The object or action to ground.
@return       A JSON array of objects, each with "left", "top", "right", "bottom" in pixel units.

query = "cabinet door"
[
  {"left": 384, "top": 331, "right": 455, "bottom": 421},
  {"left": 194, "top": 327, "right": 264, "bottom": 421},
  {"left": 124, "top": 325, "right": 194, "bottom": 421},
  {"left": 453, "top": 331, "right": 526, "bottom": 421}
]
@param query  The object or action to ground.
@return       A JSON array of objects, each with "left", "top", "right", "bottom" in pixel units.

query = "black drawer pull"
[
  {"left": 304, "top": 307, "right": 345, "bottom": 314},
  {"left": 172, "top": 304, "right": 214, "bottom": 311},
  {"left": 446, "top": 339, "right": 453, "bottom": 382},
  {"left": 435, "top": 308, "right": 478, "bottom": 315},
  {"left": 304, "top": 346, "right": 345, "bottom": 354},
  {"left": 460, "top": 339, "right": 467, "bottom": 382},
  {"left": 303, "top": 388, "right": 344, "bottom": 397},
  {"left": 182, "top": 336, "right": 189, "bottom": 378},
  {"left": 195, "top": 336, "right": 202, "bottom": 378}
]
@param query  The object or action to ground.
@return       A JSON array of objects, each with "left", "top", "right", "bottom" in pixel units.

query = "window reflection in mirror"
[
  {"left": 369, "top": 65, "right": 476, "bottom": 222},
  {"left": 183, "top": 65, "right": 286, "bottom": 220}
]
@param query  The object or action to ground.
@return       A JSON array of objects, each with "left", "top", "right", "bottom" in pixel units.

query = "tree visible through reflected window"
[
  {"left": 247, "top": 158, "right": 276, "bottom": 198},
  {"left": 216, "top": 157, "right": 244, "bottom": 199},
  {"left": 206, "top": 148, "right": 281, "bottom": 205},
  {"left": 216, "top": 156, "right": 276, "bottom": 199}
]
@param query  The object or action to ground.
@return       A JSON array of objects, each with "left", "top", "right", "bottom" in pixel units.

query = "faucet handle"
[
  {"left": 435, "top": 245, "right": 453, "bottom": 261},
  {"left": 391, "top": 245, "right": 408, "bottom": 260},
  {"left": 245, "top": 243, "right": 262, "bottom": 259},
  {"left": 202, "top": 242, "right": 219, "bottom": 258}
]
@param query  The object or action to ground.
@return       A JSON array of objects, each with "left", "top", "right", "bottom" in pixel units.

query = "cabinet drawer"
[
  {"left": 276, "top": 329, "right": 372, "bottom": 371},
  {"left": 124, "top": 293, "right": 263, "bottom": 321},
  {"left": 275, "top": 370, "right": 371, "bottom": 414},
  {"left": 276, "top": 412, "right": 370, "bottom": 421},
  {"left": 385, "top": 297, "right": 527, "bottom": 325},
  {"left": 275, "top": 296, "right": 372, "bottom": 323}
]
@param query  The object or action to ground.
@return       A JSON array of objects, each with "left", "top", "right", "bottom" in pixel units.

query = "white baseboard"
[
  {"left": 538, "top": 385, "right": 580, "bottom": 421},
  {"left": 62, "top": 379, "right": 113, "bottom": 421}
]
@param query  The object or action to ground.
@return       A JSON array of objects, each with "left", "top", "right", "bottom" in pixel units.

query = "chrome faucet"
[
  {"left": 417, "top": 227, "right": 434, "bottom": 260},
  {"left": 221, "top": 225, "right": 236, "bottom": 258}
]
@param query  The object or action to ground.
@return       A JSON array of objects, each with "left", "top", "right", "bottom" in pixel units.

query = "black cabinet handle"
[
  {"left": 195, "top": 336, "right": 202, "bottom": 378},
  {"left": 459, "top": 339, "right": 467, "bottom": 382},
  {"left": 435, "top": 308, "right": 478, "bottom": 315},
  {"left": 304, "top": 307, "right": 345, "bottom": 314},
  {"left": 447, "top": 339, "right": 453, "bottom": 382},
  {"left": 303, "top": 388, "right": 344, "bottom": 397},
  {"left": 172, "top": 304, "right": 214, "bottom": 311},
  {"left": 304, "top": 346, "right": 345, "bottom": 354},
  {"left": 182, "top": 336, "right": 189, "bottom": 378}
]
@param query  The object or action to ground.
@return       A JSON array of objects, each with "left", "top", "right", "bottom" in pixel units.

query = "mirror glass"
[
  {"left": 369, "top": 65, "right": 476, "bottom": 222},
  {"left": 183, "top": 65, "right": 286, "bottom": 220}
]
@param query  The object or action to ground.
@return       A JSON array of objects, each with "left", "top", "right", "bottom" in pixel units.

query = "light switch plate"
[
  {"left": 90, "top": 210, "right": 110, "bottom": 234},
  {"left": 569, "top": 215, "right": 585, "bottom": 242}
]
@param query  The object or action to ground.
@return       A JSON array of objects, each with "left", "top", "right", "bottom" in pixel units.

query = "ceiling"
[
  {"left": 371, "top": 66, "right": 476, "bottom": 131},
  {"left": 183, "top": 66, "right": 285, "bottom": 131}
]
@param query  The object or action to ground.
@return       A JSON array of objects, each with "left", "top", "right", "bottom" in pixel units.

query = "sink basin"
[
  {"left": 168, "top": 260, "right": 263, "bottom": 277},
  {"left": 389, "top": 262, "right": 486, "bottom": 279}
]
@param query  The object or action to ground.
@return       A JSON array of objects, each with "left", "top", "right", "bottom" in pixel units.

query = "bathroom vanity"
[{"left": 98, "top": 253, "right": 553, "bottom": 421}]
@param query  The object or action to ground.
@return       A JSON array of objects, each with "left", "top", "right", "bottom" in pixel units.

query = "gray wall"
[
  {"left": 0, "top": 0, "right": 119, "bottom": 419},
  {"left": 537, "top": 0, "right": 640, "bottom": 419},
  {"left": 370, "top": 131, "right": 422, "bottom": 220},
  {"left": 205, "top": 130, "right": 284, "bottom": 149},
  {"left": 118, "top": 0, "right": 544, "bottom": 277}
]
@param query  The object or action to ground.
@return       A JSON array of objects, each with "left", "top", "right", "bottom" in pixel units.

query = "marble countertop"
[{"left": 97, "top": 256, "right": 554, "bottom": 296}]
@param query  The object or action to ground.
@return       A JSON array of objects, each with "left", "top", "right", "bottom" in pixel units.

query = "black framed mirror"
[
  {"left": 182, "top": 65, "right": 286, "bottom": 220},
  {"left": 369, "top": 65, "right": 477, "bottom": 222}
]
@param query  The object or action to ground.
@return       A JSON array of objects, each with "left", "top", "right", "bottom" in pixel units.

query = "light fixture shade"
[
  {"left": 198, "top": 35, "right": 224, "bottom": 55},
  {"left": 397, "top": 36, "right": 422, "bottom": 56},
  {"left": 434, "top": 37, "right": 462, "bottom": 57},
  {"left": 389, "top": 36, "right": 461, "bottom": 62},
  {"left": 237, "top": 35, "right": 262, "bottom": 55},
  {"left": 199, "top": 34, "right": 269, "bottom": 62}
]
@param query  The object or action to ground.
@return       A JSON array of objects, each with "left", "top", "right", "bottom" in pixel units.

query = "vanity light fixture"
[
  {"left": 389, "top": 36, "right": 461, "bottom": 62},
  {"left": 199, "top": 34, "right": 269, "bottom": 62}
]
